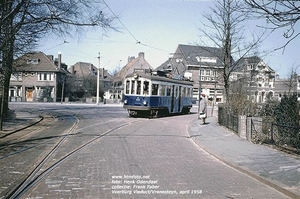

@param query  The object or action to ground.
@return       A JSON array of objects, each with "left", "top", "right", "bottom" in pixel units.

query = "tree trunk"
[{"left": 1, "top": 0, "right": 15, "bottom": 119}]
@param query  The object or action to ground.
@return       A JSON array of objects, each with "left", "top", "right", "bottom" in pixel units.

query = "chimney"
[
  {"left": 128, "top": 56, "right": 135, "bottom": 63},
  {"left": 138, "top": 52, "right": 144, "bottom": 59},
  {"left": 58, "top": 52, "right": 62, "bottom": 69},
  {"left": 90, "top": 63, "right": 93, "bottom": 73}
]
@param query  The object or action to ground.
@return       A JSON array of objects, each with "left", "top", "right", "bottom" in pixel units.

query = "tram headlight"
[
  {"left": 124, "top": 99, "right": 128, "bottom": 104},
  {"left": 143, "top": 100, "right": 147, "bottom": 106}
]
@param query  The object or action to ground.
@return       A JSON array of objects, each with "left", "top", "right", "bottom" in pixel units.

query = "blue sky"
[{"left": 37, "top": 0, "right": 300, "bottom": 78}]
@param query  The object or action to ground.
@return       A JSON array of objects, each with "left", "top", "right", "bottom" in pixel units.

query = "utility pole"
[
  {"left": 61, "top": 76, "right": 65, "bottom": 104},
  {"left": 197, "top": 57, "right": 202, "bottom": 119},
  {"left": 96, "top": 52, "right": 100, "bottom": 105}
]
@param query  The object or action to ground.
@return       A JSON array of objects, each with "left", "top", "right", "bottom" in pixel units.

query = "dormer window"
[
  {"left": 198, "top": 56, "right": 217, "bottom": 63},
  {"left": 27, "top": 59, "right": 39, "bottom": 64}
]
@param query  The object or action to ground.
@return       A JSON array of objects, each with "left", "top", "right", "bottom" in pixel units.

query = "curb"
[{"left": 0, "top": 116, "right": 43, "bottom": 139}]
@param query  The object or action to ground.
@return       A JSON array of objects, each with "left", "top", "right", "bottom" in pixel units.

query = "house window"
[
  {"left": 10, "top": 89, "right": 15, "bottom": 97},
  {"left": 206, "top": 70, "right": 210, "bottom": 76},
  {"left": 38, "top": 73, "right": 53, "bottom": 81},
  {"left": 212, "top": 70, "right": 217, "bottom": 77},
  {"left": 12, "top": 72, "right": 22, "bottom": 80},
  {"left": 27, "top": 59, "right": 39, "bottom": 64},
  {"left": 200, "top": 69, "right": 204, "bottom": 76}
]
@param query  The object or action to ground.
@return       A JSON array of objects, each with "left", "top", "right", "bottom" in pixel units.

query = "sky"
[{"left": 37, "top": 0, "right": 300, "bottom": 78}]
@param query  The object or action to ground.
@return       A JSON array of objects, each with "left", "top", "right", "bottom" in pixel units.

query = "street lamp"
[{"left": 96, "top": 52, "right": 100, "bottom": 105}]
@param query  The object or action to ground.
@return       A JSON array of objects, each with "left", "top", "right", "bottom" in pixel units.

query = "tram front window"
[
  {"left": 131, "top": 80, "right": 135, "bottom": 94},
  {"left": 125, "top": 80, "right": 130, "bottom": 94},
  {"left": 144, "top": 81, "right": 149, "bottom": 95},
  {"left": 137, "top": 81, "right": 141, "bottom": 95}
]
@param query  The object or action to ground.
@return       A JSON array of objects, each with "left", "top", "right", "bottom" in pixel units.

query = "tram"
[{"left": 123, "top": 69, "right": 193, "bottom": 117}]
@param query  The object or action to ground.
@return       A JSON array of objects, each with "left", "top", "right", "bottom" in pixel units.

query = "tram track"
[
  {"left": 0, "top": 115, "right": 57, "bottom": 160},
  {"left": 5, "top": 117, "right": 143, "bottom": 199}
]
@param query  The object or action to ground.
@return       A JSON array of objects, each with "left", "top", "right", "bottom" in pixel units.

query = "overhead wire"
[
  {"left": 102, "top": 0, "right": 169, "bottom": 53},
  {"left": 43, "top": 40, "right": 68, "bottom": 51},
  {"left": 102, "top": 0, "right": 140, "bottom": 44}
]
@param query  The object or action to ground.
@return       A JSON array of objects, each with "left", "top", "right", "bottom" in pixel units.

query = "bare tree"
[
  {"left": 0, "top": 0, "right": 115, "bottom": 119},
  {"left": 284, "top": 66, "right": 299, "bottom": 95},
  {"left": 245, "top": 0, "right": 300, "bottom": 50},
  {"left": 199, "top": 0, "right": 265, "bottom": 105}
]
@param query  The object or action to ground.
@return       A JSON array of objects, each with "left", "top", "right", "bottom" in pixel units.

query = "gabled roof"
[
  {"left": 235, "top": 56, "right": 275, "bottom": 73},
  {"left": 177, "top": 44, "right": 224, "bottom": 66},
  {"left": 69, "top": 62, "right": 97, "bottom": 78},
  {"left": 114, "top": 52, "right": 153, "bottom": 82},
  {"left": 69, "top": 62, "right": 113, "bottom": 80},
  {"left": 13, "top": 51, "right": 68, "bottom": 73},
  {"left": 156, "top": 44, "right": 225, "bottom": 73},
  {"left": 156, "top": 59, "right": 171, "bottom": 71}
]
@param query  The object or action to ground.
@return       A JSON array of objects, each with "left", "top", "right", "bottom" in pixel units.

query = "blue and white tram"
[{"left": 123, "top": 70, "right": 193, "bottom": 117}]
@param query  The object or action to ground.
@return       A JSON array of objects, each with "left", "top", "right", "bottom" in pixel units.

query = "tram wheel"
[{"left": 128, "top": 110, "right": 137, "bottom": 117}]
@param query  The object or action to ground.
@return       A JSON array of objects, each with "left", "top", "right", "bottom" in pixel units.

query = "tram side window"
[
  {"left": 174, "top": 86, "right": 178, "bottom": 98},
  {"left": 137, "top": 81, "right": 141, "bottom": 95},
  {"left": 152, "top": 84, "right": 158, "bottom": 95},
  {"left": 166, "top": 86, "right": 171, "bottom": 96},
  {"left": 144, "top": 81, "right": 149, "bottom": 95},
  {"left": 125, "top": 80, "right": 130, "bottom": 94},
  {"left": 159, "top": 85, "right": 166, "bottom": 96},
  {"left": 182, "top": 87, "right": 186, "bottom": 97},
  {"left": 131, "top": 80, "right": 135, "bottom": 94},
  {"left": 187, "top": 88, "right": 191, "bottom": 97}
]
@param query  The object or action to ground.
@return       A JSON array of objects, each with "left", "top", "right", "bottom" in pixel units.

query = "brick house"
[
  {"left": 10, "top": 52, "right": 69, "bottom": 102},
  {"left": 68, "top": 62, "right": 113, "bottom": 101},
  {"left": 157, "top": 44, "right": 225, "bottom": 103},
  {"left": 231, "top": 56, "right": 276, "bottom": 103}
]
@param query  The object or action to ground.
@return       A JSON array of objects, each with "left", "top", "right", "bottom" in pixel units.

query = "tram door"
[
  {"left": 178, "top": 86, "right": 181, "bottom": 112},
  {"left": 171, "top": 85, "right": 175, "bottom": 113}
]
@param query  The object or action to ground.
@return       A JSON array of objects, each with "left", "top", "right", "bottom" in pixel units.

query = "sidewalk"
[
  {"left": 188, "top": 116, "right": 300, "bottom": 199},
  {"left": 0, "top": 110, "right": 42, "bottom": 138}
]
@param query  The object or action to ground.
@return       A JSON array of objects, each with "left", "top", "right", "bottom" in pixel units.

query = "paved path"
[{"left": 188, "top": 115, "right": 300, "bottom": 198}]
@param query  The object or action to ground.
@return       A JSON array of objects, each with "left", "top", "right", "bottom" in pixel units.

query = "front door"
[{"left": 26, "top": 88, "right": 33, "bottom": 101}]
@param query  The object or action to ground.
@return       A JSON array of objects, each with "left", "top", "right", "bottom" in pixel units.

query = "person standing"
[{"left": 199, "top": 93, "right": 207, "bottom": 124}]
